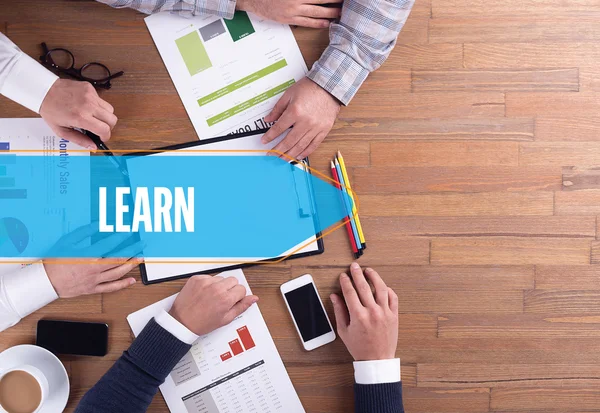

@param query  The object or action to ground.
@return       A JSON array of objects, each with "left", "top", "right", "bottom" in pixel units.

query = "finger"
[
  {"left": 349, "top": 262, "right": 376, "bottom": 307},
  {"left": 226, "top": 284, "right": 247, "bottom": 306},
  {"left": 297, "top": 132, "right": 326, "bottom": 160},
  {"left": 94, "top": 277, "right": 136, "bottom": 294},
  {"left": 291, "top": 16, "right": 331, "bottom": 29},
  {"left": 286, "top": 130, "right": 314, "bottom": 160},
  {"left": 97, "top": 258, "right": 141, "bottom": 283},
  {"left": 54, "top": 126, "right": 96, "bottom": 150},
  {"left": 262, "top": 112, "right": 295, "bottom": 145},
  {"left": 311, "top": 0, "right": 343, "bottom": 4},
  {"left": 218, "top": 276, "right": 240, "bottom": 291},
  {"left": 339, "top": 272, "right": 363, "bottom": 314},
  {"left": 75, "top": 115, "right": 111, "bottom": 142},
  {"left": 93, "top": 107, "right": 118, "bottom": 131},
  {"left": 224, "top": 295, "right": 258, "bottom": 324},
  {"left": 364, "top": 267, "right": 389, "bottom": 308},
  {"left": 388, "top": 287, "right": 399, "bottom": 314},
  {"left": 96, "top": 97, "right": 115, "bottom": 114},
  {"left": 264, "top": 94, "right": 289, "bottom": 124},
  {"left": 271, "top": 124, "right": 308, "bottom": 159},
  {"left": 301, "top": 5, "right": 341, "bottom": 19},
  {"left": 330, "top": 293, "right": 349, "bottom": 331}
]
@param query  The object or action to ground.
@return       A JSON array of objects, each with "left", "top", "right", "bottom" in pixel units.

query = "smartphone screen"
[
  {"left": 284, "top": 283, "right": 333, "bottom": 342},
  {"left": 36, "top": 320, "right": 109, "bottom": 357}
]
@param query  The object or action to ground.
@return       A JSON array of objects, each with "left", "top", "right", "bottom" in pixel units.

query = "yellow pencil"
[{"left": 337, "top": 151, "right": 366, "bottom": 248}]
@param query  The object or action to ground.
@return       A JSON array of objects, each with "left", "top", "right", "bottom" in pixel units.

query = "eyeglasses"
[{"left": 39, "top": 42, "right": 124, "bottom": 90}]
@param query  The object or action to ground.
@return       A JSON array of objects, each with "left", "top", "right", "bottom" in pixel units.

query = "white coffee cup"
[{"left": 0, "top": 365, "right": 49, "bottom": 413}]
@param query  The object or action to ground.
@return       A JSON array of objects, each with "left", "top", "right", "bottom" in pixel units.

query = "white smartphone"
[{"left": 280, "top": 274, "right": 336, "bottom": 351}]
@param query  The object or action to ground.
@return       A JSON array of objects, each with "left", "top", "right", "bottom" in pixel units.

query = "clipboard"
[{"left": 124, "top": 129, "right": 324, "bottom": 285}]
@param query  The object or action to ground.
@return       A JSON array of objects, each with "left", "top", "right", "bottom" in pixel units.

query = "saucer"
[{"left": 0, "top": 345, "right": 69, "bottom": 413}]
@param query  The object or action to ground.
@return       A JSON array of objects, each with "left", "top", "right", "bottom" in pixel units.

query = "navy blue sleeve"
[
  {"left": 354, "top": 382, "right": 404, "bottom": 413},
  {"left": 75, "top": 318, "right": 191, "bottom": 413}
]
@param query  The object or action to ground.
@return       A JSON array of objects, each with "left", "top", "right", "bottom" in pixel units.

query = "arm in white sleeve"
[
  {"left": 354, "top": 358, "right": 401, "bottom": 384},
  {"left": 154, "top": 309, "right": 199, "bottom": 345},
  {"left": 0, "top": 33, "right": 58, "bottom": 113},
  {"left": 0, "top": 263, "right": 59, "bottom": 332}
]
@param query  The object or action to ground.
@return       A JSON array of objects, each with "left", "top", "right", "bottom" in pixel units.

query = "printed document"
[
  {"left": 127, "top": 269, "right": 305, "bottom": 413},
  {"left": 145, "top": 11, "right": 308, "bottom": 138}
]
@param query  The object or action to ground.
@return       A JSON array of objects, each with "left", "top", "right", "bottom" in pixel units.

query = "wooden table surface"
[{"left": 3, "top": 0, "right": 600, "bottom": 412}]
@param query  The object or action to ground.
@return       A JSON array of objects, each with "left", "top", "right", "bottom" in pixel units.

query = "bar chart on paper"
[{"left": 0, "top": 142, "right": 26, "bottom": 200}]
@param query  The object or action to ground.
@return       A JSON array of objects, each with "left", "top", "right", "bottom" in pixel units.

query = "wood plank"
[
  {"left": 536, "top": 266, "right": 600, "bottom": 289},
  {"left": 432, "top": 0, "right": 600, "bottom": 17},
  {"left": 438, "top": 314, "right": 600, "bottom": 338},
  {"left": 371, "top": 142, "right": 519, "bottom": 167},
  {"left": 340, "top": 92, "right": 505, "bottom": 119},
  {"left": 491, "top": 388, "right": 600, "bottom": 411},
  {"left": 591, "top": 241, "right": 600, "bottom": 264},
  {"left": 555, "top": 190, "right": 600, "bottom": 215},
  {"left": 361, "top": 216, "right": 595, "bottom": 238},
  {"left": 308, "top": 140, "right": 370, "bottom": 172},
  {"left": 430, "top": 17, "right": 600, "bottom": 44},
  {"left": 520, "top": 143, "right": 600, "bottom": 167},
  {"left": 507, "top": 93, "right": 600, "bottom": 118},
  {"left": 399, "top": 290, "right": 523, "bottom": 314},
  {"left": 412, "top": 69, "right": 579, "bottom": 92},
  {"left": 380, "top": 44, "right": 464, "bottom": 70},
  {"left": 403, "top": 388, "right": 490, "bottom": 413},
  {"left": 562, "top": 167, "right": 600, "bottom": 190},
  {"left": 525, "top": 290, "right": 600, "bottom": 313},
  {"left": 418, "top": 363, "right": 600, "bottom": 388},
  {"left": 431, "top": 237, "right": 591, "bottom": 265},
  {"left": 465, "top": 43, "right": 600, "bottom": 68},
  {"left": 354, "top": 166, "right": 562, "bottom": 193},
  {"left": 359, "top": 193, "right": 554, "bottom": 216},
  {"left": 330, "top": 117, "right": 534, "bottom": 141},
  {"left": 535, "top": 117, "right": 600, "bottom": 142}
]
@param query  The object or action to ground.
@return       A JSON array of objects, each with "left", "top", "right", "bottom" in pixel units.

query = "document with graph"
[
  {"left": 127, "top": 269, "right": 305, "bottom": 413},
  {"left": 145, "top": 11, "right": 308, "bottom": 139}
]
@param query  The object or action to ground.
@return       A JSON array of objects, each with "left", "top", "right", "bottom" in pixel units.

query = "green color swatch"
[
  {"left": 224, "top": 11, "right": 255, "bottom": 42},
  {"left": 175, "top": 31, "right": 212, "bottom": 76},
  {"left": 207, "top": 79, "right": 295, "bottom": 126},
  {"left": 198, "top": 60, "right": 288, "bottom": 107}
]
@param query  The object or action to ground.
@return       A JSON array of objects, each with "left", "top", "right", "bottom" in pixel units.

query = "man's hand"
[
  {"left": 237, "top": 0, "right": 341, "bottom": 28},
  {"left": 39, "top": 79, "right": 117, "bottom": 150},
  {"left": 45, "top": 257, "right": 141, "bottom": 298},
  {"left": 169, "top": 275, "right": 259, "bottom": 336},
  {"left": 331, "top": 263, "right": 399, "bottom": 361},
  {"left": 262, "top": 78, "right": 340, "bottom": 160}
]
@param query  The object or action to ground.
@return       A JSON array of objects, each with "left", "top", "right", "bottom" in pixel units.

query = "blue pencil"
[{"left": 335, "top": 158, "right": 363, "bottom": 255}]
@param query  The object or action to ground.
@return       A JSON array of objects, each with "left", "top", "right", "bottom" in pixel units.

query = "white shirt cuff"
[
  {"left": 154, "top": 309, "right": 199, "bottom": 345},
  {"left": 3, "top": 263, "right": 58, "bottom": 319},
  {"left": 0, "top": 51, "right": 58, "bottom": 114},
  {"left": 353, "top": 358, "right": 401, "bottom": 385}
]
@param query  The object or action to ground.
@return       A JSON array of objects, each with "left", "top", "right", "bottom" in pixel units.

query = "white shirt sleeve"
[
  {"left": 0, "top": 263, "right": 59, "bottom": 332},
  {"left": 353, "top": 358, "right": 401, "bottom": 385},
  {"left": 0, "top": 33, "right": 58, "bottom": 113},
  {"left": 154, "top": 309, "right": 199, "bottom": 345}
]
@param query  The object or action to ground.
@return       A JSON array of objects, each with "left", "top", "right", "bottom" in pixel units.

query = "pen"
[
  {"left": 337, "top": 151, "right": 366, "bottom": 249},
  {"left": 331, "top": 161, "right": 360, "bottom": 259},
  {"left": 83, "top": 130, "right": 129, "bottom": 178}
]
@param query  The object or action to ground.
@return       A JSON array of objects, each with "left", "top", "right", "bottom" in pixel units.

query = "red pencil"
[{"left": 331, "top": 161, "right": 360, "bottom": 257}]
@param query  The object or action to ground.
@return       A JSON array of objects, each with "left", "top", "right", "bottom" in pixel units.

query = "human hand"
[
  {"left": 237, "top": 0, "right": 341, "bottom": 28},
  {"left": 261, "top": 77, "right": 340, "bottom": 160},
  {"left": 169, "top": 275, "right": 259, "bottom": 336},
  {"left": 330, "top": 263, "right": 399, "bottom": 361},
  {"left": 39, "top": 79, "right": 117, "bottom": 150}
]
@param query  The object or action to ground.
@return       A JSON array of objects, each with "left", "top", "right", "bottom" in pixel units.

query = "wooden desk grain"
[{"left": 2, "top": 0, "right": 600, "bottom": 411}]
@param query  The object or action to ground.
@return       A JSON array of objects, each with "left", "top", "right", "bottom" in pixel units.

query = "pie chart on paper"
[{"left": 0, "top": 217, "right": 29, "bottom": 257}]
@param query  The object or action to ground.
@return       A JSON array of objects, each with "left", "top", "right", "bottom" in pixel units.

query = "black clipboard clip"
[{"left": 290, "top": 160, "right": 314, "bottom": 219}]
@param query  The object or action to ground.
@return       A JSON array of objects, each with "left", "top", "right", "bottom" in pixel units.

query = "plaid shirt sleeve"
[
  {"left": 96, "top": 0, "right": 236, "bottom": 19},
  {"left": 307, "top": 0, "right": 415, "bottom": 105}
]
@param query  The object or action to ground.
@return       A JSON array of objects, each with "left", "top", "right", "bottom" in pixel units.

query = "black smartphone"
[{"left": 36, "top": 320, "right": 109, "bottom": 357}]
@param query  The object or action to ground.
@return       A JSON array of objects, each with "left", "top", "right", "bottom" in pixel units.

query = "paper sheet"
[
  {"left": 145, "top": 12, "right": 308, "bottom": 139},
  {"left": 0, "top": 118, "right": 89, "bottom": 272},
  {"left": 127, "top": 269, "right": 305, "bottom": 413}
]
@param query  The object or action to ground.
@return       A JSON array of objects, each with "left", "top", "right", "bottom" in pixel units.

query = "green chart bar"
[
  {"left": 224, "top": 11, "right": 255, "bottom": 42},
  {"left": 0, "top": 189, "right": 27, "bottom": 199},
  {"left": 0, "top": 155, "right": 16, "bottom": 164},
  {"left": 0, "top": 177, "right": 15, "bottom": 188},
  {"left": 0, "top": 166, "right": 6, "bottom": 176},
  {"left": 198, "top": 60, "right": 288, "bottom": 107},
  {"left": 207, "top": 79, "right": 295, "bottom": 126},
  {"left": 175, "top": 31, "right": 212, "bottom": 76}
]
